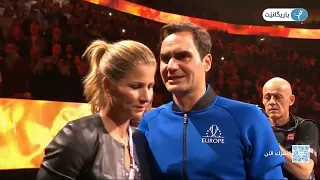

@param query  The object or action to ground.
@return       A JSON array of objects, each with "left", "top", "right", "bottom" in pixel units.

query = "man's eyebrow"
[
  {"left": 160, "top": 52, "right": 170, "bottom": 56},
  {"left": 174, "top": 51, "right": 192, "bottom": 57},
  {"left": 159, "top": 53, "right": 170, "bottom": 60},
  {"left": 264, "top": 93, "right": 284, "bottom": 96},
  {"left": 160, "top": 50, "right": 192, "bottom": 57}
]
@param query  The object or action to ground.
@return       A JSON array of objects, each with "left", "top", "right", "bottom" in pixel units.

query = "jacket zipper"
[{"left": 182, "top": 113, "right": 188, "bottom": 180}]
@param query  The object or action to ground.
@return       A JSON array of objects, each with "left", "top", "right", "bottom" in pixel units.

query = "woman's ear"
[{"left": 102, "top": 77, "right": 110, "bottom": 93}]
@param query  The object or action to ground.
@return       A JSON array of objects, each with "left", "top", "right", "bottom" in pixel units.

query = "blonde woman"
[{"left": 37, "top": 39, "right": 157, "bottom": 180}]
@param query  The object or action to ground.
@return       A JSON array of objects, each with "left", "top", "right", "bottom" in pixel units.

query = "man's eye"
[
  {"left": 160, "top": 55, "right": 170, "bottom": 63},
  {"left": 175, "top": 52, "right": 190, "bottom": 60}
]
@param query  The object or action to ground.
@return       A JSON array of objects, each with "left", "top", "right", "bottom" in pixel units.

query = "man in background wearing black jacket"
[{"left": 262, "top": 77, "right": 318, "bottom": 180}]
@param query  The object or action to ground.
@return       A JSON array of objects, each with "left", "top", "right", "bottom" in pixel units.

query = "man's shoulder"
[
  {"left": 142, "top": 102, "right": 172, "bottom": 121},
  {"left": 215, "top": 96, "right": 269, "bottom": 127},
  {"left": 215, "top": 96, "right": 260, "bottom": 114},
  {"left": 293, "top": 115, "right": 318, "bottom": 128}
]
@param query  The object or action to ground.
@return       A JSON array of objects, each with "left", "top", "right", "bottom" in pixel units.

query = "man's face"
[
  {"left": 159, "top": 32, "right": 210, "bottom": 95},
  {"left": 262, "top": 85, "right": 294, "bottom": 122}
]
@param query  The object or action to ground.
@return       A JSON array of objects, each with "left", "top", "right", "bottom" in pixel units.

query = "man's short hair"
[{"left": 159, "top": 21, "right": 212, "bottom": 59}]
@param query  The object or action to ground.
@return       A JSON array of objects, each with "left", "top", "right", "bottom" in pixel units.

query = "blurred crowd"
[
  {"left": 128, "top": 0, "right": 320, "bottom": 29},
  {"left": 0, "top": 0, "right": 320, "bottom": 122}
]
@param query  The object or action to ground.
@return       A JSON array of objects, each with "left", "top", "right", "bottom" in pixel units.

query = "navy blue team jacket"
[{"left": 138, "top": 85, "right": 285, "bottom": 179}]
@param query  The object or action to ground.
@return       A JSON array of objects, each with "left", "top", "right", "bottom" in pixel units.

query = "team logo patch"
[{"left": 202, "top": 125, "right": 225, "bottom": 144}]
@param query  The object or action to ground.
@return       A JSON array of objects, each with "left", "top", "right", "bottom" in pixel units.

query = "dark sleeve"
[
  {"left": 37, "top": 166, "right": 73, "bottom": 180},
  {"left": 36, "top": 122, "right": 88, "bottom": 180},
  {"left": 296, "top": 121, "right": 319, "bottom": 164},
  {"left": 132, "top": 128, "right": 153, "bottom": 180}
]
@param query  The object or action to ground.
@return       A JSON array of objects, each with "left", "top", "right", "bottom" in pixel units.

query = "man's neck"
[
  {"left": 272, "top": 113, "right": 290, "bottom": 127},
  {"left": 173, "top": 85, "right": 207, "bottom": 112}
]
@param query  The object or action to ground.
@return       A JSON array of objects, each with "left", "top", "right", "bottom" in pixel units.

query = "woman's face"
[{"left": 107, "top": 64, "right": 156, "bottom": 121}]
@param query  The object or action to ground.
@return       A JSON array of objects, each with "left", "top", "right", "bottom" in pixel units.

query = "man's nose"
[
  {"left": 167, "top": 58, "right": 179, "bottom": 71},
  {"left": 269, "top": 96, "right": 276, "bottom": 104}
]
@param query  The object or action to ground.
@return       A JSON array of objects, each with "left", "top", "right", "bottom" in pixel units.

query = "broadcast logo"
[{"left": 263, "top": 8, "right": 308, "bottom": 22}]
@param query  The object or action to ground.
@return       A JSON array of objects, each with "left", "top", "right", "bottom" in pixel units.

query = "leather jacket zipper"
[{"left": 182, "top": 113, "right": 188, "bottom": 180}]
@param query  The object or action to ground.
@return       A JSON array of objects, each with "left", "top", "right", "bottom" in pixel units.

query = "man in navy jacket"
[{"left": 138, "top": 22, "right": 285, "bottom": 179}]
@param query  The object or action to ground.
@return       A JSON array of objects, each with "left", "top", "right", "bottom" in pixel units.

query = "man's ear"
[
  {"left": 289, "top": 94, "right": 295, "bottom": 106},
  {"left": 203, "top": 54, "right": 212, "bottom": 72}
]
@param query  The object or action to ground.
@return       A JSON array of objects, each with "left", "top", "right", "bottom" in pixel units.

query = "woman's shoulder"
[
  {"left": 40, "top": 114, "right": 102, "bottom": 179},
  {"left": 54, "top": 114, "right": 103, "bottom": 146},
  {"left": 66, "top": 113, "right": 103, "bottom": 131}
]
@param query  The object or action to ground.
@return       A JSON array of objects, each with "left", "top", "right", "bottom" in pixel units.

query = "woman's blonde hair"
[{"left": 82, "top": 39, "right": 156, "bottom": 113}]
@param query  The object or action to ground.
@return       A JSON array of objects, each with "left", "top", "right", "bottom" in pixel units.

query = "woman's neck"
[{"left": 99, "top": 108, "right": 130, "bottom": 138}]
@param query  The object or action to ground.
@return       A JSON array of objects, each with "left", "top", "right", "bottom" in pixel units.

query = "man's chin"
[
  {"left": 268, "top": 114, "right": 279, "bottom": 119},
  {"left": 165, "top": 84, "right": 185, "bottom": 93},
  {"left": 268, "top": 114, "right": 282, "bottom": 123}
]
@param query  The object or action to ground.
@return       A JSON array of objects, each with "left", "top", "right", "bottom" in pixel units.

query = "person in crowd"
[
  {"left": 37, "top": 39, "right": 157, "bottom": 180},
  {"left": 138, "top": 21, "right": 285, "bottom": 179},
  {"left": 262, "top": 77, "right": 319, "bottom": 180}
]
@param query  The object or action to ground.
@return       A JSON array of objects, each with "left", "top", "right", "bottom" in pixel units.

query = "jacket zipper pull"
[{"left": 184, "top": 114, "right": 188, "bottom": 124}]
